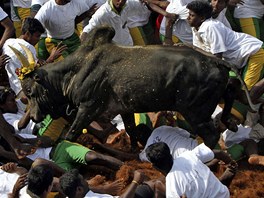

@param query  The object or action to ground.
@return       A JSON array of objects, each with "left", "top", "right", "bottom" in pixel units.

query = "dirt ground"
[{"left": 77, "top": 129, "right": 264, "bottom": 198}]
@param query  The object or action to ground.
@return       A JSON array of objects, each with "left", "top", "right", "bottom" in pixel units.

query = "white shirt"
[
  {"left": 35, "top": 0, "right": 105, "bottom": 39},
  {"left": 166, "top": 143, "right": 229, "bottom": 198},
  {"left": 0, "top": 169, "right": 20, "bottom": 197},
  {"left": 159, "top": 0, "right": 193, "bottom": 44},
  {"left": 234, "top": 0, "right": 264, "bottom": 19},
  {"left": 127, "top": 4, "right": 150, "bottom": 28},
  {"left": 3, "top": 100, "right": 35, "bottom": 135},
  {"left": 159, "top": 1, "right": 231, "bottom": 44},
  {"left": 31, "top": 0, "right": 49, "bottom": 38},
  {"left": 2, "top": 38, "right": 37, "bottom": 95},
  {"left": 0, "top": 169, "right": 29, "bottom": 198},
  {"left": 111, "top": 114, "right": 125, "bottom": 131},
  {"left": 31, "top": 0, "right": 49, "bottom": 6},
  {"left": 85, "top": 190, "right": 117, "bottom": 197},
  {"left": 214, "top": 8, "right": 231, "bottom": 29},
  {"left": 139, "top": 126, "right": 198, "bottom": 161},
  {"left": 222, "top": 124, "right": 252, "bottom": 148},
  {"left": 83, "top": 0, "right": 148, "bottom": 46},
  {"left": 0, "top": 7, "right": 8, "bottom": 21},
  {"left": 10, "top": 0, "right": 20, "bottom": 22},
  {"left": 192, "top": 19, "right": 263, "bottom": 68},
  {"left": 13, "top": 0, "right": 32, "bottom": 8}
]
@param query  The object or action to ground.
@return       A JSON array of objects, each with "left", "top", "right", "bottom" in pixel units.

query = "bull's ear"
[{"left": 86, "top": 25, "right": 115, "bottom": 49}]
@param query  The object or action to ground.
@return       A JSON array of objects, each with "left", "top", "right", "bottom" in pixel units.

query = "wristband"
[{"left": 132, "top": 180, "right": 139, "bottom": 185}]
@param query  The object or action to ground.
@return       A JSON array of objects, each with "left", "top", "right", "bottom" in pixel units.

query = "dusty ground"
[
  {"left": 229, "top": 159, "right": 264, "bottom": 197},
  {"left": 77, "top": 129, "right": 264, "bottom": 198}
]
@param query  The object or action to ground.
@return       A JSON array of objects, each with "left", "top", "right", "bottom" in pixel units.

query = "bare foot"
[
  {"left": 107, "top": 130, "right": 126, "bottom": 144},
  {"left": 99, "top": 123, "right": 118, "bottom": 144},
  {"left": 101, "top": 179, "right": 124, "bottom": 195},
  {"left": 248, "top": 155, "right": 264, "bottom": 166}
]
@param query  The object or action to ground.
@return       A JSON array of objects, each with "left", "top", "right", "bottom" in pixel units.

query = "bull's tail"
[{"left": 222, "top": 60, "right": 258, "bottom": 113}]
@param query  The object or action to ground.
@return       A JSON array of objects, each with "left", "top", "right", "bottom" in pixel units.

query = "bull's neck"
[{"left": 47, "top": 57, "right": 79, "bottom": 105}]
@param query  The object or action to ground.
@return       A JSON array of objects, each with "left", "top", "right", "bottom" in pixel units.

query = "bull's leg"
[
  {"left": 221, "top": 78, "right": 240, "bottom": 132},
  {"left": 196, "top": 121, "right": 220, "bottom": 149},
  {"left": 121, "top": 113, "right": 137, "bottom": 151},
  {"left": 66, "top": 102, "right": 102, "bottom": 141}
]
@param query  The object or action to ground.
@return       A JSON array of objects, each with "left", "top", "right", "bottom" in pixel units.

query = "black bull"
[{"left": 21, "top": 26, "right": 251, "bottom": 149}]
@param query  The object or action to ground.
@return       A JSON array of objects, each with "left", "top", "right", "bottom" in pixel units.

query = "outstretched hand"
[
  {"left": 14, "top": 142, "right": 39, "bottom": 159},
  {"left": 10, "top": 173, "right": 28, "bottom": 197},
  {"left": 1, "top": 162, "right": 18, "bottom": 173}
]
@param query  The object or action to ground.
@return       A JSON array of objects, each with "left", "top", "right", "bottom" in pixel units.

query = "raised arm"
[
  {"left": 0, "top": 16, "right": 15, "bottom": 51},
  {"left": 163, "top": 14, "right": 178, "bottom": 45},
  {"left": 119, "top": 170, "right": 145, "bottom": 198},
  {"left": 0, "top": 113, "right": 36, "bottom": 160}
]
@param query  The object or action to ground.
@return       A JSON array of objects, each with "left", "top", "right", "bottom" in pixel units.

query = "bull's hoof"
[
  {"left": 221, "top": 118, "right": 238, "bottom": 132},
  {"left": 197, "top": 122, "right": 220, "bottom": 149}
]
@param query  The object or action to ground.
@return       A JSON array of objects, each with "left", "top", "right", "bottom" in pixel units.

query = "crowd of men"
[{"left": 0, "top": 0, "right": 264, "bottom": 197}]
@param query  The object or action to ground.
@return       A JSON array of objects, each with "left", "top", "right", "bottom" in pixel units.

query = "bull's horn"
[
  {"left": 19, "top": 43, "right": 35, "bottom": 66},
  {"left": 8, "top": 45, "right": 30, "bottom": 67}
]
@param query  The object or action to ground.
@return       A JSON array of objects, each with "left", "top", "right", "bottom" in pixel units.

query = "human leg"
[
  {"left": 89, "top": 179, "right": 123, "bottom": 195},
  {"left": 13, "top": 7, "right": 30, "bottom": 37},
  {"left": 85, "top": 121, "right": 117, "bottom": 144},
  {"left": 227, "top": 49, "right": 264, "bottom": 124},
  {"left": 91, "top": 143, "right": 138, "bottom": 161},
  {"left": 159, "top": 34, "right": 181, "bottom": 44},
  {"left": 239, "top": 139, "right": 264, "bottom": 166},
  {"left": 36, "top": 37, "right": 50, "bottom": 60},
  {"left": 243, "top": 48, "right": 264, "bottom": 91},
  {"left": 129, "top": 22, "right": 155, "bottom": 45},
  {"left": 51, "top": 140, "right": 92, "bottom": 171},
  {"left": 249, "top": 78, "right": 264, "bottom": 104},
  {"left": 85, "top": 150, "right": 123, "bottom": 171},
  {"left": 237, "top": 18, "right": 263, "bottom": 41}
]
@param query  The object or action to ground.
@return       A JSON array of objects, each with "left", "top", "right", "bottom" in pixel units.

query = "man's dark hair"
[
  {"left": 0, "top": 86, "right": 15, "bottom": 105},
  {"left": 145, "top": 142, "right": 172, "bottom": 170},
  {"left": 27, "top": 164, "right": 54, "bottom": 196},
  {"left": 21, "top": 17, "right": 45, "bottom": 35},
  {"left": 59, "top": 169, "right": 85, "bottom": 198},
  {"left": 187, "top": 0, "right": 213, "bottom": 20}
]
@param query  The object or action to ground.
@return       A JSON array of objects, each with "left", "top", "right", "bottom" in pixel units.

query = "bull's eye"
[{"left": 26, "top": 88, "right": 32, "bottom": 96}]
